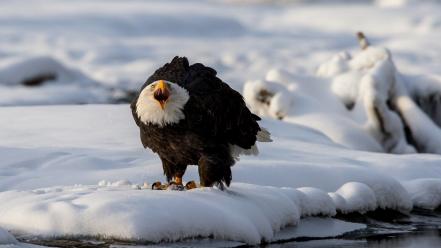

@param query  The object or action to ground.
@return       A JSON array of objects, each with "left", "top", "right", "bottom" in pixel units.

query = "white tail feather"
[
  {"left": 230, "top": 144, "right": 259, "bottom": 161},
  {"left": 229, "top": 127, "right": 271, "bottom": 161},
  {"left": 257, "top": 127, "right": 272, "bottom": 142}
]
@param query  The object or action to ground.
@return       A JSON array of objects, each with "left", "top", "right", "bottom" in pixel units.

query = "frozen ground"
[{"left": 1, "top": 0, "right": 441, "bottom": 246}]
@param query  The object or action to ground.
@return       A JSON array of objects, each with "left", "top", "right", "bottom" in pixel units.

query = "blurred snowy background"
[
  {"left": 2, "top": 0, "right": 441, "bottom": 246},
  {"left": 1, "top": 0, "right": 440, "bottom": 105}
]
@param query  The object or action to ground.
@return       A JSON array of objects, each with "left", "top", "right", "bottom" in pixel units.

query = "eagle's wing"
[
  {"left": 182, "top": 63, "right": 262, "bottom": 149},
  {"left": 130, "top": 95, "right": 140, "bottom": 127}
]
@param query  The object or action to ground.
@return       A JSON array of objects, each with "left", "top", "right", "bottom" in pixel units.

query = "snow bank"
[
  {"left": 244, "top": 37, "right": 441, "bottom": 156},
  {"left": 403, "top": 179, "right": 441, "bottom": 210},
  {"left": 0, "top": 182, "right": 386, "bottom": 244},
  {"left": 296, "top": 187, "right": 336, "bottom": 216},
  {"left": 0, "top": 57, "right": 111, "bottom": 106},
  {"left": 0, "top": 57, "right": 92, "bottom": 87},
  {"left": 334, "top": 182, "right": 377, "bottom": 214},
  {"left": 0, "top": 178, "right": 421, "bottom": 244},
  {"left": 243, "top": 70, "right": 385, "bottom": 152},
  {"left": 317, "top": 41, "right": 441, "bottom": 156},
  {"left": 0, "top": 184, "right": 296, "bottom": 244},
  {"left": 0, "top": 228, "right": 17, "bottom": 245}
]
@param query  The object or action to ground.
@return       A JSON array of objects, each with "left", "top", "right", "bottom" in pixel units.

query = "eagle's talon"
[
  {"left": 185, "top": 181, "right": 198, "bottom": 190},
  {"left": 152, "top": 181, "right": 166, "bottom": 190},
  {"left": 167, "top": 181, "right": 185, "bottom": 191}
]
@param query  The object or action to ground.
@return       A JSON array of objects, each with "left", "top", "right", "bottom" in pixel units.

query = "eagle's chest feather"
[{"left": 140, "top": 122, "right": 205, "bottom": 165}]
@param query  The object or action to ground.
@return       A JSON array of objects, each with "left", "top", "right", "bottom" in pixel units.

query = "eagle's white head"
[{"left": 136, "top": 80, "right": 190, "bottom": 126}]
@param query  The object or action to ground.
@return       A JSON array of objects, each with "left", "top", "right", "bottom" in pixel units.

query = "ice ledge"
[{"left": 0, "top": 179, "right": 439, "bottom": 245}]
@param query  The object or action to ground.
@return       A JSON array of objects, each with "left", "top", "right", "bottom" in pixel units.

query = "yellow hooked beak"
[{"left": 153, "top": 80, "right": 170, "bottom": 110}]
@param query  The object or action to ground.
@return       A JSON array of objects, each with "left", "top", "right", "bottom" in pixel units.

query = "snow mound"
[
  {"left": 0, "top": 183, "right": 300, "bottom": 245},
  {"left": 334, "top": 182, "right": 377, "bottom": 214},
  {"left": 359, "top": 176, "right": 413, "bottom": 212},
  {"left": 296, "top": 187, "right": 336, "bottom": 217},
  {"left": 403, "top": 179, "right": 441, "bottom": 210},
  {"left": 0, "top": 57, "right": 92, "bottom": 87},
  {"left": 0, "top": 179, "right": 420, "bottom": 244},
  {"left": 243, "top": 69, "right": 384, "bottom": 152},
  {"left": 318, "top": 41, "right": 441, "bottom": 155},
  {"left": 0, "top": 227, "right": 17, "bottom": 245},
  {"left": 329, "top": 179, "right": 412, "bottom": 214},
  {"left": 0, "top": 57, "right": 111, "bottom": 106},
  {"left": 245, "top": 36, "right": 441, "bottom": 156}
]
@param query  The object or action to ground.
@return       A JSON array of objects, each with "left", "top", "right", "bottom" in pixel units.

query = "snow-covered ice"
[
  {"left": 1, "top": 0, "right": 441, "bottom": 245},
  {"left": 0, "top": 184, "right": 299, "bottom": 244},
  {"left": 1, "top": 105, "right": 441, "bottom": 244}
]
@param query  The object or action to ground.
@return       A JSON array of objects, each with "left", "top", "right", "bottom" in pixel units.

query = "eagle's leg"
[
  {"left": 171, "top": 164, "right": 187, "bottom": 186},
  {"left": 173, "top": 176, "right": 182, "bottom": 185},
  {"left": 198, "top": 151, "right": 234, "bottom": 189},
  {"left": 160, "top": 158, "right": 188, "bottom": 190}
]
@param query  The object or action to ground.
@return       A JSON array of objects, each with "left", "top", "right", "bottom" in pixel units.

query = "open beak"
[{"left": 153, "top": 80, "right": 170, "bottom": 110}]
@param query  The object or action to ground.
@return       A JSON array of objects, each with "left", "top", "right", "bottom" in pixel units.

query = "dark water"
[
  {"left": 18, "top": 209, "right": 441, "bottom": 248},
  {"left": 273, "top": 230, "right": 441, "bottom": 248},
  {"left": 272, "top": 209, "right": 441, "bottom": 248}
]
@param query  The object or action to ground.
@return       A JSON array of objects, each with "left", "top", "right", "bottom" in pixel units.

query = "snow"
[
  {"left": 0, "top": 228, "right": 17, "bottom": 245},
  {"left": 335, "top": 182, "right": 377, "bottom": 214},
  {"left": 0, "top": 180, "right": 367, "bottom": 244},
  {"left": 403, "top": 179, "right": 441, "bottom": 210},
  {"left": 296, "top": 187, "right": 336, "bottom": 217},
  {"left": 0, "top": 57, "right": 91, "bottom": 87},
  {"left": 0, "top": 57, "right": 110, "bottom": 106},
  {"left": 1, "top": 0, "right": 441, "bottom": 245},
  {"left": 376, "top": 0, "right": 441, "bottom": 7},
  {"left": 245, "top": 39, "right": 441, "bottom": 155},
  {"left": 0, "top": 184, "right": 297, "bottom": 244},
  {"left": 1, "top": 105, "right": 441, "bottom": 244}
]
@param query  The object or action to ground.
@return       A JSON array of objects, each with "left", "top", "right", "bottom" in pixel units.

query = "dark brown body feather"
[{"left": 131, "top": 56, "right": 262, "bottom": 187}]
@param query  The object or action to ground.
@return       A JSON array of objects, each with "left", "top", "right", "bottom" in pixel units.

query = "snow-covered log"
[
  {"left": 0, "top": 56, "right": 120, "bottom": 106},
  {"left": 244, "top": 32, "right": 441, "bottom": 155}
]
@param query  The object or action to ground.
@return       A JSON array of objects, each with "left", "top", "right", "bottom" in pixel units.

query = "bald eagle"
[{"left": 131, "top": 57, "right": 271, "bottom": 189}]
